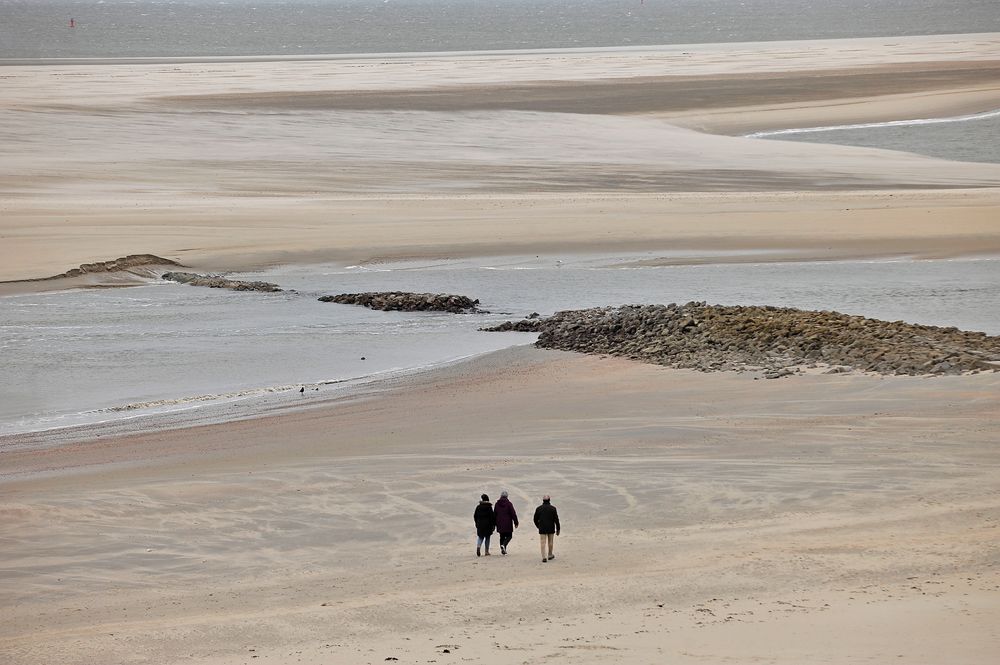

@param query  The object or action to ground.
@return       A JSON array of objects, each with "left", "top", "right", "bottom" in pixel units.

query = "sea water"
[
  {"left": 2, "top": 0, "right": 997, "bottom": 60},
  {"left": 3, "top": 253, "right": 999, "bottom": 437}
]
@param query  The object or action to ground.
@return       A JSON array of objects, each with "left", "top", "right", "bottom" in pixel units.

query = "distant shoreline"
[{"left": 4, "top": 32, "right": 999, "bottom": 67}]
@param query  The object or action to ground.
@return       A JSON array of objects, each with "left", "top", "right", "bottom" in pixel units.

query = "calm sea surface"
[{"left": 1, "top": 0, "right": 998, "bottom": 59}]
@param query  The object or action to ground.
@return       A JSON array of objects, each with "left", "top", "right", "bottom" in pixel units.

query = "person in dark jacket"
[
  {"left": 533, "top": 494, "right": 561, "bottom": 562},
  {"left": 493, "top": 490, "right": 519, "bottom": 555},
  {"left": 473, "top": 493, "right": 496, "bottom": 557}
]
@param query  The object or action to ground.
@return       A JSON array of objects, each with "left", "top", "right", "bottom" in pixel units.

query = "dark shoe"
[
  {"left": 542, "top": 558, "right": 547, "bottom": 563},
  {"left": 485, "top": 550, "right": 491, "bottom": 556},
  {"left": 548, "top": 555, "right": 555, "bottom": 560},
  {"left": 501, "top": 545, "right": 507, "bottom": 555},
  {"left": 476, "top": 547, "right": 481, "bottom": 557}
]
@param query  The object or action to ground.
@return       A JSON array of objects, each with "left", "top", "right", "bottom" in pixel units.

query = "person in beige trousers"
[{"left": 532, "top": 495, "right": 561, "bottom": 562}]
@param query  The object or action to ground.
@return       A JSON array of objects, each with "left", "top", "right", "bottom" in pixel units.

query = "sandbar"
[{"left": 3, "top": 34, "right": 1000, "bottom": 283}]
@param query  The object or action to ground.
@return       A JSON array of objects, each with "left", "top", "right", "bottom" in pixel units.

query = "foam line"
[{"left": 744, "top": 108, "right": 1000, "bottom": 138}]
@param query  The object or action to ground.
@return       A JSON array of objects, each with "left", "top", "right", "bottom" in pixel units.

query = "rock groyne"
[
  {"left": 162, "top": 271, "right": 282, "bottom": 292},
  {"left": 319, "top": 292, "right": 481, "bottom": 313},
  {"left": 483, "top": 303, "right": 1000, "bottom": 377}
]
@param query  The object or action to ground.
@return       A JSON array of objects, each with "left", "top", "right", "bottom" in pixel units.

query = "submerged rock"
[
  {"left": 482, "top": 318, "right": 545, "bottom": 333},
  {"left": 162, "top": 271, "right": 282, "bottom": 292},
  {"left": 483, "top": 302, "right": 1000, "bottom": 377}
]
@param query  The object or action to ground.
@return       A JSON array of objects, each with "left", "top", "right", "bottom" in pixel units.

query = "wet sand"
[
  {"left": 5, "top": 189, "right": 1000, "bottom": 291},
  {"left": 161, "top": 61, "right": 1000, "bottom": 124}
]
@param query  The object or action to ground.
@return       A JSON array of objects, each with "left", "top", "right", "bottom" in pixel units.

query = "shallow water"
[
  {"left": 753, "top": 111, "right": 1000, "bottom": 165},
  {"left": 2, "top": 253, "right": 999, "bottom": 436},
  {"left": 0, "top": 283, "right": 537, "bottom": 435}
]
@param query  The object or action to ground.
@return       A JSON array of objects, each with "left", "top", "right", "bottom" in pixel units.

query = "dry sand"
[
  {"left": 3, "top": 33, "right": 1000, "bottom": 664},
  {"left": 1, "top": 347, "right": 999, "bottom": 664}
]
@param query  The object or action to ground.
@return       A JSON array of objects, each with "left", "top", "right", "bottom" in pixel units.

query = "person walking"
[
  {"left": 473, "top": 493, "right": 496, "bottom": 557},
  {"left": 493, "top": 490, "right": 519, "bottom": 555},
  {"left": 533, "top": 494, "right": 560, "bottom": 562}
]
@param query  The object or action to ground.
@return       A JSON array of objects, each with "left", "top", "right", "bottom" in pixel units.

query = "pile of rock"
[
  {"left": 319, "top": 292, "right": 481, "bottom": 313},
  {"left": 162, "top": 271, "right": 282, "bottom": 292},
  {"left": 483, "top": 302, "right": 1000, "bottom": 377}
]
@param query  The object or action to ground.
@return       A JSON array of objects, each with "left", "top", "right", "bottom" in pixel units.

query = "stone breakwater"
[
  {"left": 319, "top": 292, "right": 481, "bottom": 313},
  {"left": 162, "top": 272, "right": 282, "bottom": 292},
  {"left": 484, "top": 303, "right": 1000, "bottom": 377}
]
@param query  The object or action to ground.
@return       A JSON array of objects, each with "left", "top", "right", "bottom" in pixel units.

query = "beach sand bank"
[
  {"left": 3, "top": 34, "right": 1000, "bottom": 283},
  {"left": 2, "top": 347, "right": 998, "bottom": 663},
  {"left": 5, "top": 189, "right": 1000, "bottom": 289}
]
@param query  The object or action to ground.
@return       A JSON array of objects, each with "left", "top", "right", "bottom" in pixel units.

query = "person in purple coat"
[{"left": 493, "top": 490, "right": 519, "bottom": 555}]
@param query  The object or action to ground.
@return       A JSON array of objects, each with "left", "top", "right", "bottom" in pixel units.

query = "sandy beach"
[
  {"left": 2, "top": 32, "right": 1000, "bottom": 664},
  {"left": 2, "top": 348, "right": 999, "bottom": 663}
]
